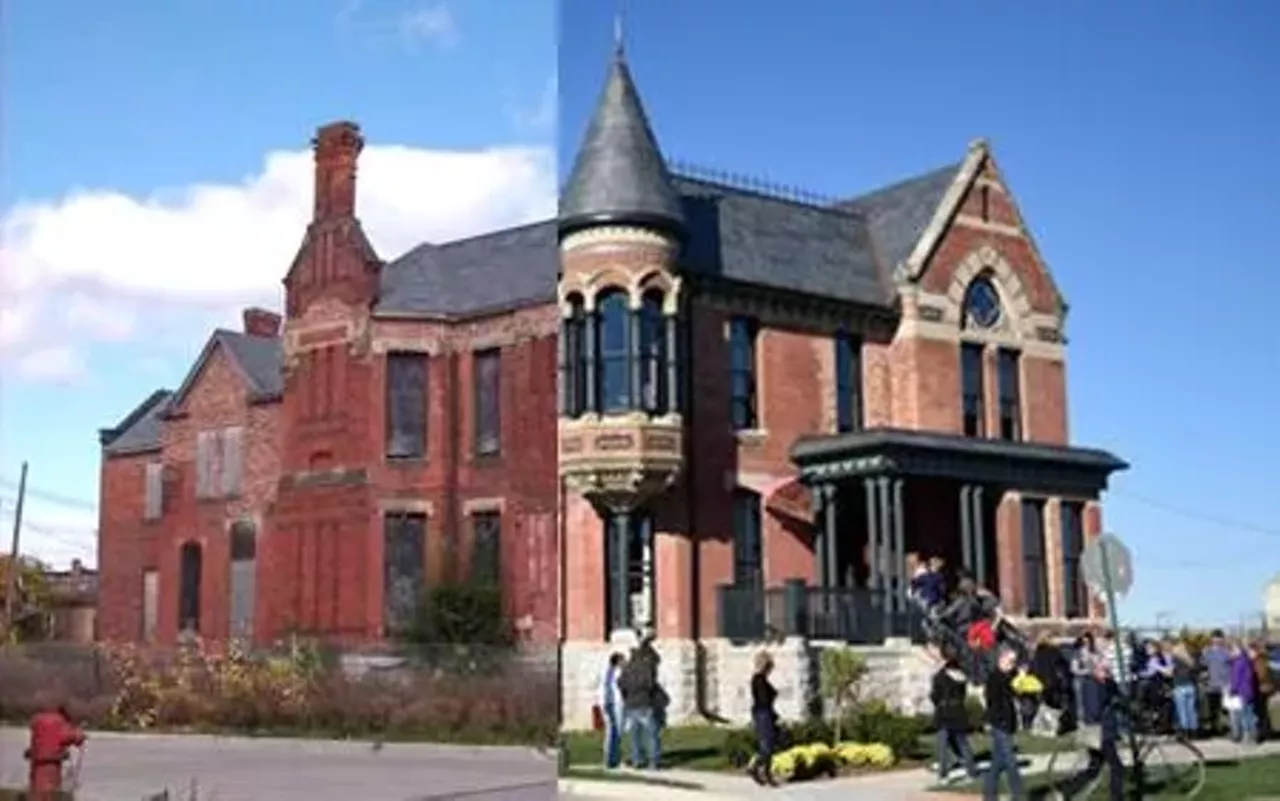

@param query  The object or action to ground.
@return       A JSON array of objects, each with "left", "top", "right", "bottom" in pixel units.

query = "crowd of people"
[{"left": 591, "top": 558, "right": 1276, "bottom": 799}]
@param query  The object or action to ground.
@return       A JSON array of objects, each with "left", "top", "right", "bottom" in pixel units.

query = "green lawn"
[
  {"left": 941, "top": 754, "right": 1280, "bottom": 800},
  {"left": 562, "top": 725, "right": 1062, "bottom": 773}
]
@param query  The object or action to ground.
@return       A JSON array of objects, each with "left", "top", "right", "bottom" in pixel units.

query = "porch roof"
[{"left": 790, "top": 427, "right": 1128, "bottom": 495}]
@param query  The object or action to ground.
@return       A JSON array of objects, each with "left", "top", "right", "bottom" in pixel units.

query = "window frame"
[
  {"left": 1060, "top": 501, "right": 1087, "bottom": 618},
  {"left": 382, "top": 512, "right": 427, "bottom": 636},
  {"left": 731, "top": 489, "right": 764, "bottom": 588},
  {"left": 960, "top": 342, "right": 986, "bottom": 437},
  {"left": 638, "top": 291, "right": 667, "bottom": 415},
  {"left": 596, "top": 289, "right": 632, "bottom": 413},
  {"left": 471, "top": 510, "right": 502, "bottom": 585},
  {"left": 384, "top": 351, "right": 429, "bottom": 460},
  {"left": 996, "top": 347, "right": 1022, "bottom": 441},
  {"left": 473, "top": 348, "right": 502, "bottom": 457},
  {"left": 177, "top": 541, "right": 203, "bottom": 634},
  {"left": 728, "top": 317, "right": 759, "bottom": 431},
  {"left": 834, "top": 330, "right": 864, "bottom": 433},
  {"left": 143, "top": 461, "right": 164, "bottom": 521},
  {"left": 1020, "top": 499, "right": 1048, "bottom": 618}
]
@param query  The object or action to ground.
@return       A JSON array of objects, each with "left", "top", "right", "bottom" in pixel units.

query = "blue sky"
[
  {"left": 3, "top": 0, "right": 1276, "bottom": 629},
  {"left": 561, "top": 0, "right": 1280, "bottom": 627},
  {"left": 0, "top": 0, "right": 555, "bottom": 568}
]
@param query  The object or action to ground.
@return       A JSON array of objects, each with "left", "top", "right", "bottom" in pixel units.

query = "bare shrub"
[{"left": 0, "top": 639, "right": 556, "bottom": 745}]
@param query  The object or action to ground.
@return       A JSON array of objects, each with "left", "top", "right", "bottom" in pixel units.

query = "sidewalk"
[{"left": 559, "top": 737, "right": 1280, "bottom": 800}]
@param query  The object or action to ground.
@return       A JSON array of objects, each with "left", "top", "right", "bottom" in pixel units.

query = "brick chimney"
[
  {"left": 312, "top": 120, "right": 364, "bottom": 221},
  {"left": 242, "top": 307, "right": 282, "bottom": 338}
]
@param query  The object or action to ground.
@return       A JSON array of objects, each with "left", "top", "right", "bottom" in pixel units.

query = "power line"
[
  {"left": 0, "top": 477, "right": 97, "bottom": 512},
  {"left": 1110, "top": 489, "right": 1280, "bottom": 539}
]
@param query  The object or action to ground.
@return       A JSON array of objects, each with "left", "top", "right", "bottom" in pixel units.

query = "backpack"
[{"left": 617, "top": 657, "right": 648, "bottom": 699}]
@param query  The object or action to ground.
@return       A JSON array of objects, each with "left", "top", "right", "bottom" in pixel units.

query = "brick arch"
[
  {"left": 946, "top": 245, "right": 1036, "bottom": 338},
  {"left": 561, "top": 268, "right": 633, "bottom": 312}
]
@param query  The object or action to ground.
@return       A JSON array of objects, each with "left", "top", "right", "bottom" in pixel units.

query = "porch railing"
[{"left": 715, "top": 579, "right": 925, "bottom": 644}]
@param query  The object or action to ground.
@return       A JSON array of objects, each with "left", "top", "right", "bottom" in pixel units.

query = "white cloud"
[
  {"left": 337, "top": 0, "right": 459, "bottom": 51},
  {"left": 397, "top": 3, "right": 458, "bottom": 49},
  {"left": 0, "top": 140, "right": 555, "bottom": 384},
  {"left": 0, "top": 498, "right": 96, "bottom": 570}
]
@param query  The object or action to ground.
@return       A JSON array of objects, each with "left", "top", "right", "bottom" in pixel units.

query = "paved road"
[{"left": 0, "top": 729, "right": 557, "bottom": 801}]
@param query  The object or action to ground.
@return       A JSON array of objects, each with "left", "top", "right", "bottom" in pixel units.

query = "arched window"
[
  {"left": 559, "top": 294, "right": 587, "bottom": 417},
  {"left": 229, "top": 520, "right": 256, "bottom": 639},
  {"left": 596, "top": 289, "right": 631, "bottom": 412},
  {"left": 178, "top": 541, "right": 203, "bottom": 634},
  {"left": 638, "top": 290, "right": 666, "bottom": 414},
  {"left": 962, "top": 275, "right": 1002, "bottom": 329}
]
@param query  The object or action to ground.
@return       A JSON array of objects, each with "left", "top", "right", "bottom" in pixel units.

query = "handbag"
[
  {"left": 591, "top": 704, "right": 605, "bottom": 731},
  {"left": 1223, "top": 694, "right": 1243, "bottom": 712}
]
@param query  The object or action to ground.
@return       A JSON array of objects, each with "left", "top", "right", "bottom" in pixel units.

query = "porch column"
[
  {"left": 891, "top": 478, "right": 906, "bottom": 614},
  {"left": 959, "top": 484, "right": 973, "bottom": 574},
  {"left": 972, "top": 486, "right": 987, "bottom": 587},
  {"left": 876, "top": 476, "right": 893, "bottom": 633},
  {"left": 863, "top": 477, "right": 880, "bottom": 595},
  {"left": 813, "top": 482, "right": 835, "bottom": 590},
  {"left": 609, "top": 510, "right": 631, "bottom": 633}
]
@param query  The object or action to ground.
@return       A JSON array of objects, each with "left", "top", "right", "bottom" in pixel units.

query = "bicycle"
[{"left": 1044, "top": 681, "right": 1206, "bottom": 799}]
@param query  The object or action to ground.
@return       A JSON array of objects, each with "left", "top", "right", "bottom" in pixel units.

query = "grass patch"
[
  {"left": 564, "top": 726, "right": 730, "bottom": 771},
  {"left": 939, "top": 754, "right": 1280, "bottom": 800},
  {"left": 563, "top": 725, "right": 1061, "bottom": 773}
]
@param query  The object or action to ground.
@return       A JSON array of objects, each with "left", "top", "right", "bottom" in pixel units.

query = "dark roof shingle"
[{"left": 100, "top": 390, "right": 172, "bottom": 455}]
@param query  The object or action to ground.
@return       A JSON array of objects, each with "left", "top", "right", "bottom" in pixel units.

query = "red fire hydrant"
[{"left": 24, "top": 706, "right": 85, "bottom": 797}]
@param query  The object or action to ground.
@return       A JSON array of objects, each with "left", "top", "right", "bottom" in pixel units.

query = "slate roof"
[
  {"left": 834, "top": 164, "right": 961, "bottom": 279},
  {"left": 559, "top": 47, "right": 685, "bottom": 239},
  {"left": 376, "top": 221, "right": 558, "bottom": 316},
  {"left": 99, "top": 390, "right": 172, "bottom": 455}
]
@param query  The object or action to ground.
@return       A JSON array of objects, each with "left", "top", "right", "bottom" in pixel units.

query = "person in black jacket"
[
  {"left": 1057, "top": 658, "right": 1125, "bottom": 801},
  {"left": 748, "top": 651, "right": 780, "bottom": 787},
  {"left": 983, "top": 646, "right": 1025, "bottom": 800},
  {"left": 931, "top": 648, "right": 979, "bottom": 783}
]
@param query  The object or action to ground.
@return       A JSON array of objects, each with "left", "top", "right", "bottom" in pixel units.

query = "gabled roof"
[
  {"left": 559, "top": 47, "right": 685, "bottom": 239},
  {"left": 99, "top": 390, "right": 172, "bottom": 456},
  {"left": 835, "top": 162, "right": 962, "bottom": 279},
  {"left": 166, "top": 329, "right": 284, "bottom": 415}
]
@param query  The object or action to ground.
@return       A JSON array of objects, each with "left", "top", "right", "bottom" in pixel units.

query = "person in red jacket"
[{"left": 25, "top": 703, "right": 85, "bottom": 796}]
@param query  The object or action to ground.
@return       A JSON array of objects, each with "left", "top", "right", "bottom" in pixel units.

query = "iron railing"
[{"left": 716, "top": 579, "right": 926, "bottom": 644}]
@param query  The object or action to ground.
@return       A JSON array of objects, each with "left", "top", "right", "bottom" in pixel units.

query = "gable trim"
[{"left": 897, "top": 140, "right": 1067, "bottom": 315}]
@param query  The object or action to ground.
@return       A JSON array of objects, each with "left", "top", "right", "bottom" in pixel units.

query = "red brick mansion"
[{"left": 98, "top": 44, "right": 1125, "bottom": 677}]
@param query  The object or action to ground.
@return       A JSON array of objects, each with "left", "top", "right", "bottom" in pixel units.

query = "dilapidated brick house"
[{"left": 97, "top": 122, "right": 559, "bottom": 646}]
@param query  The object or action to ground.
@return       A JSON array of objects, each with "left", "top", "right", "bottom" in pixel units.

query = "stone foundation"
[{"left": 561, "top": 635, "right": 937, "bottom": 730}]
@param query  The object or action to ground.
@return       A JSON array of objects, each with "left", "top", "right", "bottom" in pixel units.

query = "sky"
[
  {"left": 1, "top": 0, "right": 1277, "bottom": 630},
  {"left": 558, "top": 0, "right": 1280, "bottom": 628},
  {"left": 0, "top": 0, "right": 556, "bottom": 567}
]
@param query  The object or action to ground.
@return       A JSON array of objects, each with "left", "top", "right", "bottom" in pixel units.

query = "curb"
[{"left": 556, "top": 779, "right": 740, "bottom": 799}]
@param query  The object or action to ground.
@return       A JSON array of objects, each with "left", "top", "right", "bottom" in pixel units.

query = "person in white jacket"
[{"left": 600, "top": 652, "right": 626, "bottom": 768}]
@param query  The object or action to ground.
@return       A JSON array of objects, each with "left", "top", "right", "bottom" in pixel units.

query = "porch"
[{"left": 716, "top": 427, "right": 1127, "bottom": 643}]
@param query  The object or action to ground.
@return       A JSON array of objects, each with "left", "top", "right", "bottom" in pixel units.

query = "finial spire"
[{"left": 613, "top": 0, "right": 625, "bottom": 55}]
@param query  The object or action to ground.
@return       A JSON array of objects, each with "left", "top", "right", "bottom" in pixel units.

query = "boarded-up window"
[
  {"left": 178, "top": 541, "right": 203, "bottom": 633},
  {"left": 473, "top": 349, "right": 501, "bottom": 456},
  {"left": 142, "top": 569, "right": 159, "bottom": 641},
  {"left": 382, "top": 514, "right": 426, "bottom": 635},
  {"left": 195, "top": 431, "right": 214, "bottom": 499},
  {"left": 143, "top": 462, "right": 164, "bottom": 520},
  {"left": 471, "top": 511, "right": 501, "bottom": 585},
  {"left": 194, "top": 427, "right": 244, "bottom": 499},
  {"left": 229, "top": 519, "right": 256, "bottom": 639},
  {"left": 385, "top": 353, "right": 428, "bottom": 459},
  {"left": 220, "top": 426, "right": 244, "bottom": 496}
]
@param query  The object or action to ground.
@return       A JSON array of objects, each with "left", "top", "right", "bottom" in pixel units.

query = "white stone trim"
[
  {"left": 560, "top": 225, "right": 677, "bottom": 253},
  {"left": 462, "top": 497, "right": 505, "bottom": 515},
  {"left": 896, "top": 142, "right": 987, "bottom": 283},
  {"left": 379, "top": 499, "right": 434, "bottom": 516},
  {"left": 954, "top": 214, "right": 1023, "bottom": 238}
]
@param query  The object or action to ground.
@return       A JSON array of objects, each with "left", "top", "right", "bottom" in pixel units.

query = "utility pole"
[{"left": 3, "top": 461, "right": 28, "bottom": 638}]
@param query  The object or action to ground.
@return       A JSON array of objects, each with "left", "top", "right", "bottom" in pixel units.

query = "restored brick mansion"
[{"left": 555, "top": 46, "right": 1124, "bottom": 720}]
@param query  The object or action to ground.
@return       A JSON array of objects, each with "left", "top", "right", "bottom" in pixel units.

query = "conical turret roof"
[{"left": 559, "top": 47, "right": 685, "bottom": 239}]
